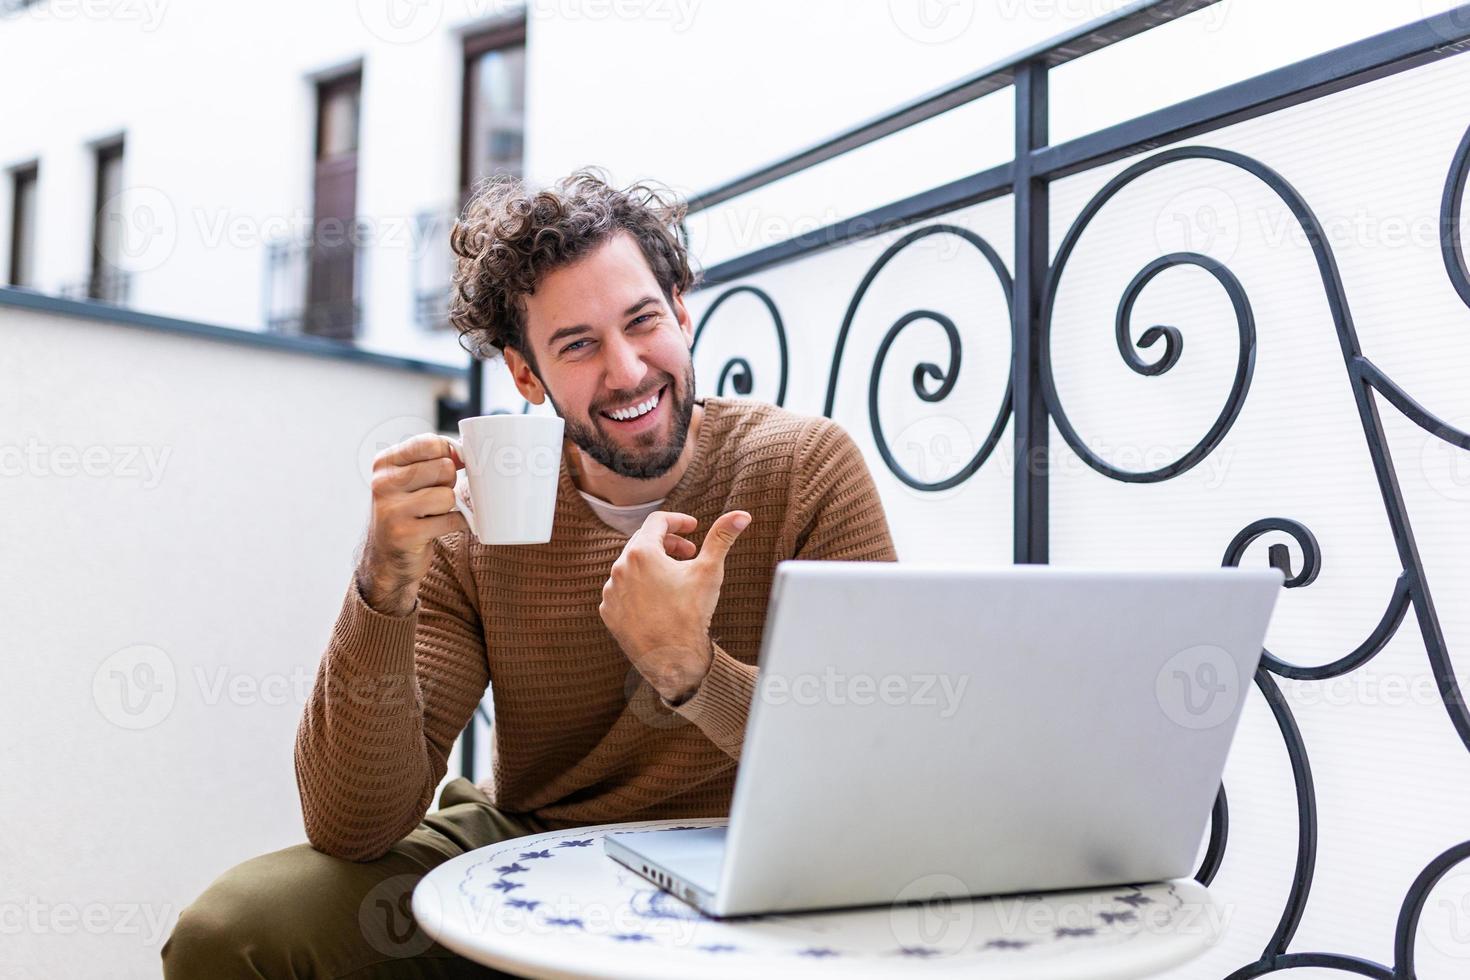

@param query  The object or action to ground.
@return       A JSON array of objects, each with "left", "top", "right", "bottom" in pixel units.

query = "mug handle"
[{"left": 447, "top": 436, "right": 475, "bottom": 524}]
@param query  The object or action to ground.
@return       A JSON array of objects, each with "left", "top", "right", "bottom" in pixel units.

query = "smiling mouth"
[{"left": 599, "top": 384, "right": 667, "bottom": 423}]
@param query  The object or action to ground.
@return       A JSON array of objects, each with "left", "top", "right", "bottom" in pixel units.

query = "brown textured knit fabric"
[{"left": 295, "top": 395, "right": 898, "bottom": 861}]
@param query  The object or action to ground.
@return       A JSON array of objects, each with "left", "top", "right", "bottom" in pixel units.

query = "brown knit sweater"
[{"left": 295, "top": 395, "right": 898, "bottom": 860}]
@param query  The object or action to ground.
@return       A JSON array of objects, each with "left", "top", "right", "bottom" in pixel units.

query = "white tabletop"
[{"left": 413, "top": 818, "right": 1221, "bottom": 979}]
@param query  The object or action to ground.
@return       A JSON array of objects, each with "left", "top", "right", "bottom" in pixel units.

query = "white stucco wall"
[{"left": 0, "top": 303, "right": 465, "bottom": 979}]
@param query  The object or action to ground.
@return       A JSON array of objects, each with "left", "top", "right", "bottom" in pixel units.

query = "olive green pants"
[{"left": 162, "top": 778, "right": 550, "bottom": 979}]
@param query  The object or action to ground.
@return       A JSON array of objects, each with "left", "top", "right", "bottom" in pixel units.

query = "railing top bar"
[
  {"left": 698, "top": 161, "right": 1014, "bottom": 288},
  {"left": 684, "top": 0, "right": 1220, "bottom": 215},
  {"left": 692, "top": 4, "right": 1470, "bottom": 290},
  {"left": 1033, "top": 5, "right": 1470, "bottom": 180},
  {"left": 0, "top": 286, "right": 466, "bottom": 378}
]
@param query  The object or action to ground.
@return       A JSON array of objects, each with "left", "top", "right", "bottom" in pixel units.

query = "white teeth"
[{"left": 607, "top": 388, "right": 660, "bottom": 421}]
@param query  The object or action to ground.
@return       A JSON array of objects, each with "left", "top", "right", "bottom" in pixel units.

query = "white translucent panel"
[
  {"left": 685, "top": 195, "right": 1017, "bottom": 567},
  {"left": 524, "top": 0, "right": 1131, "bottom": 193},
  {"left": 1049, "top": 0, "right": 1469, "bottom": 146},
  {"left": 684, "top": 87, "right": 1014, "bottom": 269}
]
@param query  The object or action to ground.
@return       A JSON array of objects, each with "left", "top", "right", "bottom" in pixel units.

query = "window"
[
  {"left": 90, "top": 140, "right": 126, "bottom": 303},
  {"left": 461, "top": 21, "right": 527, "bottom": 199},
  {"left": 305, "top": 70, "right": 362, "bottom": 339},
  {"left": 317, "top": 75, "right": 361, "bottom": 161},
  {"left": 411, "top": 19, "right": 526, "bottom": 330},
  {"left": 8, "top": 162, "right": 37, "bottom": 288}
]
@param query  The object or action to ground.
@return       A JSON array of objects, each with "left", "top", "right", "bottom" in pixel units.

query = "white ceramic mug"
[{"left": 451, "top": 413, "right": 565, "bottom": 545}]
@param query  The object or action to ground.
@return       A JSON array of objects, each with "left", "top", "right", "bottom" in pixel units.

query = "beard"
[{"left": 549, "top": 360, "right": 697, "bottom": 480}]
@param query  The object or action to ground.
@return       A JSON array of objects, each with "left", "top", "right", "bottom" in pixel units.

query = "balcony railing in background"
[
  {"left": 58, "top": 269, "right": 132, "bottom": 307},
  {"left": 264, "top": 225, "right": 364, "bottom": 340},
  {"left": 412, "top": 209, "right": 456, "bottom": 332}
]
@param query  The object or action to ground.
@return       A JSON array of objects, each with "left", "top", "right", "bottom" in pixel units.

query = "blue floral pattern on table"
[{"left": 441, "top": 818, "right": 1216, "bottom": 973}]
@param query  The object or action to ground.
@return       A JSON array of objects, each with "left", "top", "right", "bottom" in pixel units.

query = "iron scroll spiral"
[
  {"left": 1040, "top": 157, "right": 1258, "bottom": 484},
  {"left": 1042, "top": 144, "right": 1470, "bottom": 976},
  {"left": 1442, "top": 119, "right": 1470, "bottom": 309},
  {"left": 824, "top": 223, "right": 1015, "bottom": 491},
  {"left": 691, "top": 284, "right": 789, "bottom": 405}
]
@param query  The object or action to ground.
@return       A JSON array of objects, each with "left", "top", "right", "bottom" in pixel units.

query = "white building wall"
[
  {"left": 0, "top": 304, "right": 465, "bottom": 980},
  {"left": 0, "top": 0, "right": 529, "bottom": 366}
]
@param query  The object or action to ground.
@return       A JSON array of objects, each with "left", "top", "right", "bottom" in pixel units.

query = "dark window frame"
[
  {"left": 315, "top": 70, "right": 362, "bottom": 162},
  {"left": 459, "top": 18, "right": 527, "bottom": 206},
  {"left": 8, "top": 161, "right": 38, "bottom": 288},
  {"left": 89, "top": 138, "right": 125, "bottom": 302},
  {"left": 305, "top": 69, "right": 363, "bottom": 340}
]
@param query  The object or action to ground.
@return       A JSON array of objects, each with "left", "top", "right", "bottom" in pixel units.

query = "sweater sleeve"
[
  {"left": 787, "top": 418, "right": 899, "bottom": 565},
  {"left": 294, "top": 531, "right": 488, "bottom": 861},
  {"left": 659, "top": 639, "right": 756, "bottom": 760},
  {"left": 659, "top": 417, "right": 898, "bottom": 759}
]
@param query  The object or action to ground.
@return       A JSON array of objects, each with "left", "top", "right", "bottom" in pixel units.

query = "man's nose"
[{"left": 602, "top": 332, "right": 648, "bottom": 392}]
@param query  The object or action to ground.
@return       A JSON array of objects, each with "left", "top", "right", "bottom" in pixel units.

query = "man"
[{"left": 163, "top": 168, "right": 896, "bottom": 977}]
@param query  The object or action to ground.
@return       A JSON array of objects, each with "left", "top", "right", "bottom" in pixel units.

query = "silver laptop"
[{"left": 604, "top": 560, "right": 1283, "bottom": 917}]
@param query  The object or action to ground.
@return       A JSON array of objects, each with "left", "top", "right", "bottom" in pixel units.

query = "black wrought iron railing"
[
  {"left": 59, "top": 268, "right": 132, "bottom": 307},
  {"left": 412, "top": 209, "right": 457, "bottom": 332},
  {"left": 264, "top": 225, "right": 364, "bottom": 340},
  {"left": 455, "top": 4, "right": 1470, "bottom": 974}
]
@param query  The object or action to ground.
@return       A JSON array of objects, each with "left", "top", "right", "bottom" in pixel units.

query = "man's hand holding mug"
[
  {"left": 356, "top": 414, "right": 566, "bottom": 616},
  {"left": 357, "top": 433, "right": 469, "bottom": 617}
]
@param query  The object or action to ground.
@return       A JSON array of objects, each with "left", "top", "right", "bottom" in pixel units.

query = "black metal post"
[
  {"left": 1012, "top": 60, "right": 1049, "bottom": 565},
  {"left": 459, "top": 353, "right": 484, "bottom": 781}
]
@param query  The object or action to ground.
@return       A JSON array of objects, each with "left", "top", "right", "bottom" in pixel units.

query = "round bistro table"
[{"left": 413, "top": 817, "right": 1221, "bottom": 979}]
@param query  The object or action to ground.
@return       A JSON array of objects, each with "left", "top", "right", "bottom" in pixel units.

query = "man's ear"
[
  {"left": 671, "top": 287, "right": 694, "bottom": 348},
  {"left": 503, "top": 345, "right": 547, "bottom": 405}
]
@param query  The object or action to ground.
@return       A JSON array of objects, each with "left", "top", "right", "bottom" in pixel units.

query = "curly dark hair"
[{"left": 448, "top": 166, "right": 699, "bottom": 369}]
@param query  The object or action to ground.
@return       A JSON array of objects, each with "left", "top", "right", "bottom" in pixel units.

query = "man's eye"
[
  {"left": 563, "top": 340, "right": 590, "bottom": 354},
  {"left": 630, "top": 314, "right": 656, "bottom": 328}
]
